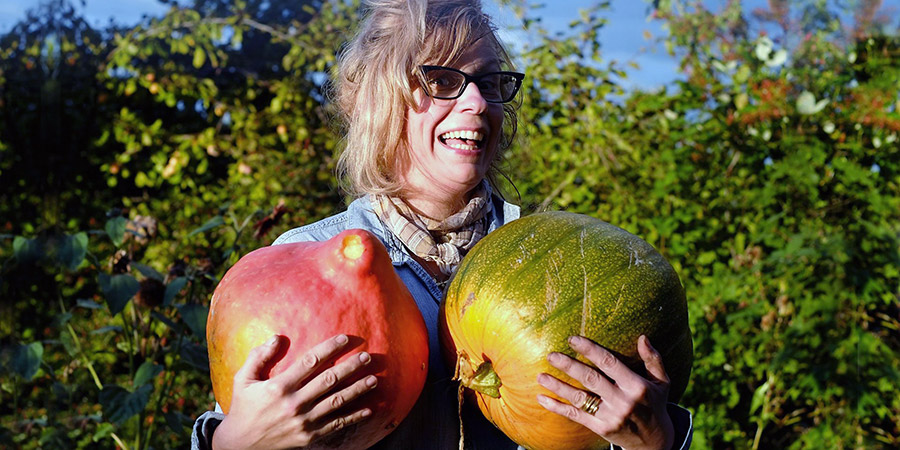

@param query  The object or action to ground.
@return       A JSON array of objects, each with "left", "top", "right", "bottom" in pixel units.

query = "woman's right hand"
[{"left": 211, "top": 334, "right": 378, "bottom": 450}]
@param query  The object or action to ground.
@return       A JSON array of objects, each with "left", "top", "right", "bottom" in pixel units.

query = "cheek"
[
  {"left": 423, "top": 110, "right": 454, "bottom": 143},
  {"left": 406, "top": 93, "right": 430, "bottom": 136},
  {"left": 489, "top": 106, "right": 505, "bottom": 143}
]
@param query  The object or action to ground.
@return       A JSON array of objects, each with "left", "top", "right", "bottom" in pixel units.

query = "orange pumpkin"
[
  {"left": 207, "top": 229, "right": 429, "bottom": 450},
  {"left": 440, "top": 212, "right": 692, "bottom": 450}
]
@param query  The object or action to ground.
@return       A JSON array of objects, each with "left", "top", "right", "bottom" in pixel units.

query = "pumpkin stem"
[
  {"left": 453, "top": 351, "right": 502, "bottom": 398},
  {"left": 341, "top": 235, "right": 365, "bottom": 259}
]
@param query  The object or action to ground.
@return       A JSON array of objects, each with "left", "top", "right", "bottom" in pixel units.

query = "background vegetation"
[{"left": 1, "top": 0, "right": 897, "bottom": 448}]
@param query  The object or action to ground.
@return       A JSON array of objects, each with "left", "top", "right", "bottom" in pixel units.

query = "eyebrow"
[{"left": 458, "top": 59, "right": 502, "bottom": 74}]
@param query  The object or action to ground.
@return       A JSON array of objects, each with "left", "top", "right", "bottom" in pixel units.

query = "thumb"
[
  {"left": 234, "top": 335, "right": 283, "bottom": 386},
  {"left": 638, "top": 335, "right": 670, "bottom": 386}
]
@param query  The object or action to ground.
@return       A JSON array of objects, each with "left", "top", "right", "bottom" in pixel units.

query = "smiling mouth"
[{"left": 439, "top": 130, "right": 485, "bottom": 151}]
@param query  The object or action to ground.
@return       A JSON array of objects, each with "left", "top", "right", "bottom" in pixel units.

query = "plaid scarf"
[{"left": 370, "top": 182, "right": 492, "bottom": 277}]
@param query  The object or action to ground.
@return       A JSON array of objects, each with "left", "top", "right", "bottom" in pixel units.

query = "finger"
[
  {"left": 277, "top": 334, "right": 350, "bottom": 386},
  {"left": 305, "top": 373, "right": 378, "bottom": 421},
  {"left": 547, "top": 349, "right": 616, "bottom": 398},
  {"left": 300, "top": 407, "right": 374, "bottom": 446},
  {"left": 536, "top": 373, "right": 603, "bottom": 416},
  {"left": 638, "top": 335, "right": 670, "bottom": 386},
  {"left": 536, "top": 393, "right": 591, "bottom": 426},
  {"left": 234, "top": 335, "right": 282, "bottom": 385},
  {"left": 295, "top": 351, "right": 373, "bottom": 407},
  {"left": 568, "top": 335, "right": 640, "bottom": 391}
]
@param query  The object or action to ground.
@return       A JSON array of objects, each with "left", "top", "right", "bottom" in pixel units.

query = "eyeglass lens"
[{"left": 422, "top": 68, "right": 520, "bottom": 102}]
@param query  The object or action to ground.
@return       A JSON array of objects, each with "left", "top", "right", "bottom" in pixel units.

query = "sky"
[
  {"left": 0, "top": 0, "right": 710, "bottom": 90},
  {"left": 492, "top": 0, "right": 684, "bottom": 90}
]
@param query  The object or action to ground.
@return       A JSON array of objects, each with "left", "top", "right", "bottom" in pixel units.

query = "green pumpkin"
[{"left": 440, "top": 211, "right": 692, "bottom": 450}]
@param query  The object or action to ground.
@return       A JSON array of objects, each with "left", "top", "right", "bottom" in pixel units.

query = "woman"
[{"left": 192, "top": 0, "right": 692, "bottom": 449}]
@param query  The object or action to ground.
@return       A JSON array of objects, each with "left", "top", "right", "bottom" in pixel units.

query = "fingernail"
[
  {"left": 547, "top": 352, "right": 562, "bottom": 364},
  {"left": 359, "top": 352, "right": 371, "bottom": 363},
  {"left": 366, "top": 375, "right": 378, "bottom": 387},
  {"left": 568, "top": 336, "right": 582, "bottom": 345},
  {"left": 336, "top": 334, "right": 348, "bottom": 345},
  {"left": 362, "top": 409, "right": 373, "bottom": 417},
  {"left": 536, "top": 395, "right": 549, "bottom": 407}
]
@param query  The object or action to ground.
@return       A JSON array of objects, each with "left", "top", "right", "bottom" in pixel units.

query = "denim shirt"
[{"left": 191, "top": 194, "right": 693, "bottom": 450}]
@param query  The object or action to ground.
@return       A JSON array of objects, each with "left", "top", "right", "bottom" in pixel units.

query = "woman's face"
[{"left": 402, "top": 38, "right": 505, "bottom": 202}]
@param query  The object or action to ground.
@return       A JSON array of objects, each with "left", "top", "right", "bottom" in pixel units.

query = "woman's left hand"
[{"left": 536, "top": 335, "right": 674, "bottom": 450}]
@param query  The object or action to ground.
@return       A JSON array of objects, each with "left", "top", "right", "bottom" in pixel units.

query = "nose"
[{"left": 456, "top": 81, "right": 488, "bottom": 113}]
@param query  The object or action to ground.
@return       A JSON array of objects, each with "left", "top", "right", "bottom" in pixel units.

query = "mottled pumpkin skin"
[
  {"left": 207, "top": 229, "right": 429, "bottom": 450},
  {"left": 440, "top": 212, "right": 692, "bottom": 450}
]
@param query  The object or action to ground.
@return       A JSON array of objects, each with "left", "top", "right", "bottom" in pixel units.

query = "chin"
[{"left": 445, "top": 172, "right": 489, "bottom": 193}]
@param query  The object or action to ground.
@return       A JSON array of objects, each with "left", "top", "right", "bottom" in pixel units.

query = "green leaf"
[
  {"left": 57, "top": 232, "right": 88, "bottom": 270},
  {"left": 163, "top": 411, "right": 192, "bottom": 434},
  {"left": 124, "top": 78, "right": 136, "bottom": 96},
  {"left": 734, "top": 65, "right": 751, "bottom": 84},
  {"left": 164, "top": 276, "right": 188, "bottom": 306},
  {"left": 734, "top": 93, "right": 749, "bottom": 110},
  {"left": 177, "top": 303, "right": 209, "bottom": 339},
  {"left": 270, "top": 96, "right": 283, "bottom": 114},
  {"left": 188, "top": 216, "right": 224, "bottom": 237},
  {"left": 13, "top": 236, "right": 43, "bottom": 264},
  {"left": 131, "top": 262, "right": 164, "bottom": 281},
  {"left": 99, "top": 384, "right": 153, "bottom": 425},
  {"left": 60, "top": 330, "right": 78, "bottom": 357},
  {"left": 39, "top": 427, "right": 67, "bottom": 446},
  {"left": 76, "top": 298, "right": 103, "bottom": 309},
  {"left": 52, "top": 312, "right": 73, "bottom": 327},
  {"left": 91, "top": 325, "right": 123, "bottom": 335},
  {"left": 697, "top": 251, "right": 717, "bottom": 266},
  {"left": 180, "top": 343, "right": 209, "bottom": 373},
  {"left": 12, "top": 342, "right": 43, "bottom": 381},
  {"left": 99, "top": 273, "right": 140, "bottom": 315},
  {"left": 193, "top": 48, "right": 206, "bottom": 69},
  {"left": 133, "top": 361, "right": 163, "bottom": 388},
  {"left": 92, "top": 422, "right": 115, "bottom": 442},
  {"left": 105, "top": 217, "right": 127, "bottom": 246},
  {"left": 150, "top": 311, "right": 181, "bottom": 332},
  {"left": 750, "top": 378, "right": 772, "bottom": 415}
]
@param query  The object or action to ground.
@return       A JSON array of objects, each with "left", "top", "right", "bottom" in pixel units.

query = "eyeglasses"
[{"left": 418, "top": 65, "right": 524, "bottom": 103}]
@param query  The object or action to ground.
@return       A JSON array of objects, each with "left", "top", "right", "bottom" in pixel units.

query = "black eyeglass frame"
[{"left": 418, "top": 65, "right": 525, "bottom": 103}]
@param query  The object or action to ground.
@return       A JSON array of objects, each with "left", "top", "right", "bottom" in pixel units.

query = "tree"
[
  {"left": 0, "top": 0, "right": 116, "bottom": 233},
  {"left": 501, "top": 0, "right": 898, "bottom": 447},
  {"left": 1, "top": 1, "right": 362, "bottom": 447}
]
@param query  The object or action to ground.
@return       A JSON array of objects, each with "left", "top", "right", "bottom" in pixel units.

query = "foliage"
[
  {"left": 0, "top": 0, "right": 117, "bottom": 233},
  {"left": 1, "top": 0, "right": 359, "bottom": 448},
  {"left": 1, "top": 0, "right": 898, "bottom": 448},
  {"left": 506, "top": 0, "right": 899, "bottom": 448}
]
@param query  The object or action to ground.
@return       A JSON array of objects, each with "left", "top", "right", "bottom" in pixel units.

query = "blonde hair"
[{"left": 335, "top": 0, "right": 518, "bottom": 197}]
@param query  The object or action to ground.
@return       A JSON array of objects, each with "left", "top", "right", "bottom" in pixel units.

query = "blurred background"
[{"left": 1, "top": 0, "right": 898, "bottom": 448}]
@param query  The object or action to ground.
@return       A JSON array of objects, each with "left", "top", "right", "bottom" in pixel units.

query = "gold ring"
[{"left": 579, "top": 392, "right": 601, "bottom": 415}]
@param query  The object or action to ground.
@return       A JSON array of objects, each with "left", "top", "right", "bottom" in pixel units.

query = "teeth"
[
  {"left": 446, "top": 141, "right": 477, "bottom": 150},
  {"left": 440, "top": 130, "right": 484, "bottom": 142}
]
